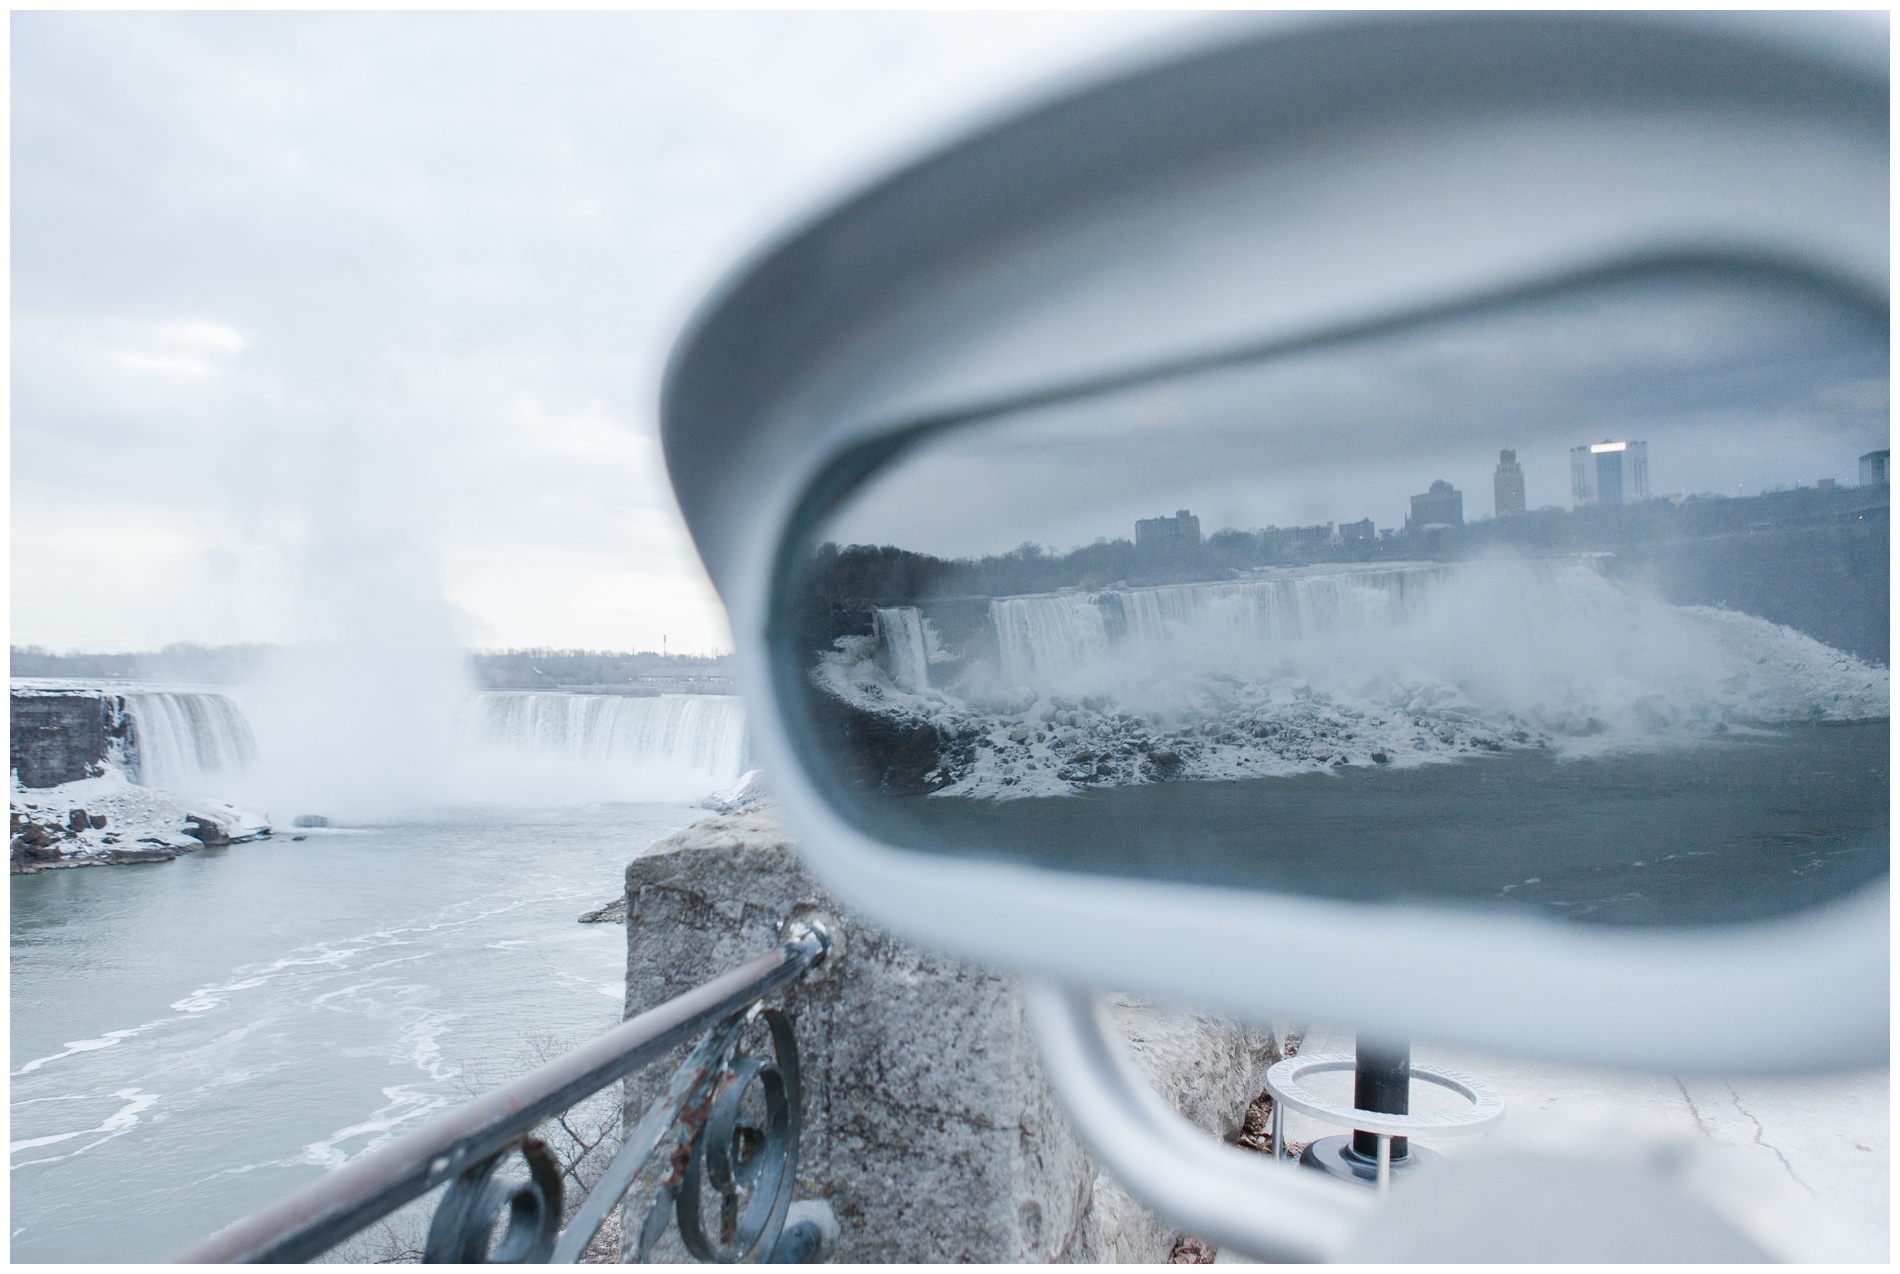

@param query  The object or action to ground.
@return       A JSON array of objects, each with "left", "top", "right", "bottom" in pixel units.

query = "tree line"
[{"left": 8, "top": 644, "right": 731, "bottom": 689}]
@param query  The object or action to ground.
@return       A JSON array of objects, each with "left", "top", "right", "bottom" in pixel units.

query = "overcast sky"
[
  {"left": 828, "top": 269, "right": 1889, "bottom": 559},
  {"left": 11, "top": 12, "right": 1182, "bottom": 655}
]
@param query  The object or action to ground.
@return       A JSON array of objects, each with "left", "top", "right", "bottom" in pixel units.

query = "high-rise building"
[
  {"left": 1339, "top": 517, "right": 1375, "bottom": 544},
  {"left": 1860, "top": 449, "right": 1889, "bottom": 486},
  {"left": 1135, "top": 509, "right": 1202, "bottom": 554},
  {"left": 1493, "top": 449, "right": 1526, "bottom": 517},
  {"left": 1407, "top": 480, "right": 1464, "bottom": 529},
  {"left": 1570, "top": 440, "right": 1649, "bottom": 507},
  {"left": 1278, "top": 524, "right": 1332, "bottom": 554}
]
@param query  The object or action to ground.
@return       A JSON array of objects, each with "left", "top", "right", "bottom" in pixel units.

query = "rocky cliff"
[{"left": 10, "top": 690, "right": 131, "bottom": 788}]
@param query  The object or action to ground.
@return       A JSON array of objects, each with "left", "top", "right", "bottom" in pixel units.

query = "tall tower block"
[{"left": 1493, "top": 449, "right": 1526, "bottom": 517}]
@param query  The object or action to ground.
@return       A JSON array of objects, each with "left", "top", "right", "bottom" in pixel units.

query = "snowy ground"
[{"left": 1249, "top": 1024, "right": 1889, "bottom": 1261}]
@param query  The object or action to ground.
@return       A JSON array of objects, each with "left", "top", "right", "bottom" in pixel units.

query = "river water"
[
  {"left": 871, "top": 723, "right": 1889, "bottom": 927},
  {"left": 10, "top": 801, "right": 696, "bottom": 1263}
]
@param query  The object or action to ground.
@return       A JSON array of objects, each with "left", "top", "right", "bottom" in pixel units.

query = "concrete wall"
[{"left": 620, "top": 808, "right": 1282, "bottom": 1262}]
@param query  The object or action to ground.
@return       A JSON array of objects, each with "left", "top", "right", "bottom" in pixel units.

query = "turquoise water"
[{"left": 10, "top": 802, "right": 696, "bottom": 1263}]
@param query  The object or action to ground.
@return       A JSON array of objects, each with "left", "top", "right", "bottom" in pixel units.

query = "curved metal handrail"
[{"left": 173, "top": 923, "right": 829, "bottom": 1264}]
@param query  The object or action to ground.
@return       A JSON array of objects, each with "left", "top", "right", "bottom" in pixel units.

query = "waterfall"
[
  {"left": 990, "top": 594, "right": 1112, "bottom": 685},
  {"left": 990, "top": 564, "right": 1452, "bottom": 686},
  {"left": 468, "top": 693, "right": 748, "bottom": 781},
  {"left": 121, "top": 692, "right": 259, "bottom": 793},
  {"left": 1113, "top": 566, "right": 1450, "bottom": 649},
  {"left": 874, "top": 608, "right": 932, "bottom": 693},
  {"left": 818, "top": 556, "right": 1887, "bottom": 799}
]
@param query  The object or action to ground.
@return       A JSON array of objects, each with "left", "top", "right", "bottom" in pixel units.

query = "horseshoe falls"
[
  {"left": 11, "top": 680, "right": 740, "bottom": 1260},
  {"left": 14, "top": 684, "right": 750, "bottom": 811},
  {"left": 121, "top": 691, "right": 259, "bottom": 793},
  {"left": 467, "top": 692, "right": 749, "bottom": 785},
  {"left": 116, "top": 690, "right": 752, "bottom": 794}
]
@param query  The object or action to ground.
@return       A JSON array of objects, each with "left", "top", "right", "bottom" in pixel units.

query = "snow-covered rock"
[
  {"left": 694, "top": 767, "right": 768, "bottom": 815},
  {"left": 10, "top": 769, "right": 270, "bottom": 873}
]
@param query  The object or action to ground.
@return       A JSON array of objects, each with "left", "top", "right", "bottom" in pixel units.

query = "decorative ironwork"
[
  {"left": 173, "top": 922, "right": 830, "bottom": 1264},
  {"left": 650, "top": 1008, "right": 800, "bottom": 1263},
  {"left": 554, "top": 1005, "right": 804, "bottom": 1264},
  {"left": 424, "top": 1138, "right": 564, "bottom": 1262}
]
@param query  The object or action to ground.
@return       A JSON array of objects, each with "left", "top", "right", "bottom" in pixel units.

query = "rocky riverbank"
[
  {"left": 10, "top": 683, "right": 270, "bottom": 873},
  {"left": 10, "top": 770, "right": 270, "bottom": 873}
]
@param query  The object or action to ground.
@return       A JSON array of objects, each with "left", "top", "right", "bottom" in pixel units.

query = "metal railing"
[{"left": 174, "top": 921, "right": 832, "bottom": 1264}]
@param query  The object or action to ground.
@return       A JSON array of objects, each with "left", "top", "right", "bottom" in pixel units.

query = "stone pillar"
[{"left": 619, "top": 808, "right": 1281, "bottom": 1263}]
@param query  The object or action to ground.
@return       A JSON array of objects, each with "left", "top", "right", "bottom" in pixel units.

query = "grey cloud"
[{"left": 12, "top": 11, "right": 1180, "bottom": 650}]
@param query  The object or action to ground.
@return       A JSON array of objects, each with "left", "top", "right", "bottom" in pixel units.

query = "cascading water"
[
  {"left": 815, "top": 556, "right": 1889, "bottom": 799},
  {"left": 990, "top": 563, "right": 1454, "bottom": 686},
  {"left": 121, "top": 692, "right": 259, "bottom": 794},
  {"left": 989, "top": 594, "right": 1111, "bottom": 685},
  {"left": 874, "top": 608, "right": 933, "bottom": 693},
  {"left": 469, "top": 693, "right": 748, "bottom": 783}
]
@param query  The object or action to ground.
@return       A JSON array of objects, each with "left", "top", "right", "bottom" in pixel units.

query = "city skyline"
[
  {"left": 818, "top": 270, "right": 1886, "bottom": 565},
  {"left": 1095, "top": 435, "right": 1889, "bottom": 560}
]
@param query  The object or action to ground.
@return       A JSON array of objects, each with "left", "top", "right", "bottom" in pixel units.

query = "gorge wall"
[{"left": 10, "top": 692, "right": 132, "bottom": 788}]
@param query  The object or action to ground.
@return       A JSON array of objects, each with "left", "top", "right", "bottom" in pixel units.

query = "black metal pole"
[{"left": 1352, "top": 1038, "right": 1409, "bottom": 1162}]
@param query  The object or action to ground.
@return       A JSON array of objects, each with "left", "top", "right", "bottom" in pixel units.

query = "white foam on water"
[
  {"left": 296, "top": 1080, "right": 454, "bottom": 1173},
  {"left": 9, "top": 1089, "right": 162, "bottom": 1165},
  {"left": 9, "top": 800, "right": 688, "bottom": 1261},
  {"left": 12, "top": 1029, "right": 153, "bottom": 1078},
  {"left": 14, "top": 901, "right": 529, "bottom": 1096}
]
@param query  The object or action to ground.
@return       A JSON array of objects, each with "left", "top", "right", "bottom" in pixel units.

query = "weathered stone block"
[
  {"left": 622, "top": 811, "right": 1091, "bottom": 1261},
  {"left": 619, "top": 809, "right": 1283, "bottom": 1263}
]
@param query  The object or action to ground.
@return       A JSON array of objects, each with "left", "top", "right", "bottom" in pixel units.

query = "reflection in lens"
[{"left": 784, "top": 267, "right": 1890, "bottom": 926}]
